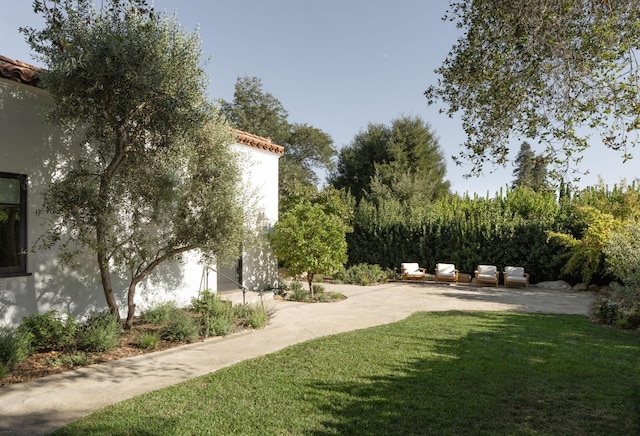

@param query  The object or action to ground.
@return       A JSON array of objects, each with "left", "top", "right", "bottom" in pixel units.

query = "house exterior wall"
[{"left": 0, "top": 77, "right": 280, "bottom": 327}]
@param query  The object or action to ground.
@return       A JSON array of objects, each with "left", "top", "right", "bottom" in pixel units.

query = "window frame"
[{"left": 0, "top": 172, "right": 28, "bottom": 277}]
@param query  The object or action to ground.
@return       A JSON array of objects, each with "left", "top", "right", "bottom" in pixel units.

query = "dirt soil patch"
[{"left": 1, "top": 319, "right": 187, "bottom": 387}]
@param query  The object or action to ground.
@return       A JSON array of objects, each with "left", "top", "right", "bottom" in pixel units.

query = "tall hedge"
[{"left": 348, "top": 186, "right": 569, "bottom": 283}]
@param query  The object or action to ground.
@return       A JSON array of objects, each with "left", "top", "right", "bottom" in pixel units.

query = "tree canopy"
[
  {"left": 219, "top": 76, "right": 336, "bottom": 209},
  {"left": 425, "top": 0, "right": 640, "bottom": 180},
  {"left": 269, "top": 188, "right": 352, "bottom": 296},
  {"left": 512, "top": 142, "right": 548, "bottom": 192},
  {"left": 330, "top": 116, "right": 450, "bottom": 204},
  {"left": 23, "top": 0, "right": 244, "bottom": 327}
]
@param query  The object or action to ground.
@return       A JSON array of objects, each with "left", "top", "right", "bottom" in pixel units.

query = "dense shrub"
[
  {"left": 19, "top": 310, "right": 77, "bottom": 352},
  {"left": 0, "top": 326, "right": 33, "bottom": 373},
  {"left": 234, "top": 304, "right": 269, "bottom": 330},
  {"left": 141, "top": 302, "right": 178, "bottom": 324},
  {"left": 287, "top": 281, "right": 310, "bottom": 301},
  {"left": 76, "top": 311, "right": 121, "bottom": 352},
  {"left": 160, "top": 311, "right": 199, "bottom": 343},
  {"left": 334, "top": 263, "right": 387, "bottom": 285},
  {"left": 138, "top": 332, "right": 160, "bottom": 350},
  {"left": 347, "top": 184, "right": 640, "bottom": 285}
]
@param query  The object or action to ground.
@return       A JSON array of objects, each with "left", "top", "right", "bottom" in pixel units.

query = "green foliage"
[
  {"left": 235, "top": 304, "right": 269, "bottom": 330},
  {"left": 0, "top": 326, "right": 33, "bottom": 372},
  {"left": 191, "top": 290, "right": 235, "bottom": 337},
  {"left": 138, "top": 332, "right": 160, "bottom": 350},
  {"left": 349, "top": 186, "right": 564, "bottom": 282},
  {"left": 604, "top": 222, "right": 640, "bottom": 288},
  {"left": 160, "top": 311, "right": 199, "bottom": 343},
  {"left": 548, "top": 205, "right": 623, "bottom": 283},
  {"left": 141, "top": 302, "right": 178, "bottom": 325},
  {"left": 19, "top": 310, "right": 77, "bottom": 352},
  {"left": 219, "top": 75, "right": 336, "bottom": 211},
  {"left": 511, "top": 142, "right": 549, "bottom": 192},
  {"left": 286, "top": 281, "right": 310, "bottom": 301},
  {"left": 270, "top": 197, "right": 352, "bottom": 296},
  {"left": 330, "top": 116, "right": 450, "bottom": 205},
  {"left": 426, "top": 1, "right": 640, "bottom": 179},
  {"left": 22, "top": 0, "right": 243, "bottom": 325},
  {"left": 334, "top": 263, "right": 387, "bottom": 286},
  {"left": 45, "top": 351, "right": 91, "bottom": 368},
  {"left": 76, "top": 311, "right": 121, "bottom": 352}
]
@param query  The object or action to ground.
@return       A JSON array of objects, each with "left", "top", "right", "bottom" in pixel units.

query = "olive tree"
[{"left": 22, "top": 0, "right": 245, "bottom": 327}]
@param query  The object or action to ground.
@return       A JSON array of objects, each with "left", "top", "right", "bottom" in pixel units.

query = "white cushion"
[
  {"left": 506, "top": 276, "right": 528, "bottom": 283},
  {"left": 478, "top": 265, "right": 496, "bottom": 275},
  {"left": 437, "top": 263, "right": 455, "bottom": 277},
  {"left": 401, "top": 263, "right": 420, "bottom": 273},
  {"left": 505, "top": 266, "right": 525, "bottom": 277}
]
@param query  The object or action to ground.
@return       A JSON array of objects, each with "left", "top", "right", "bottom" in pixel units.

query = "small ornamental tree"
[
  {"left": 22, "top": 0, "right": 245, "bottom": 327},
  {"left": 270, "top": 201, "right": 351, "bottom": 297}
]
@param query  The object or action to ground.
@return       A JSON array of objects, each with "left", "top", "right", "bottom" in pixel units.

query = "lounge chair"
[
  {"left": 435, "top": 263, "right": 458, "bottom": 284},
  {"left": 400, "top": 263, "right": 427, "bottom": 281},
  {"left": 474, "top": 265, "right": 499, "bottom": 287},
  {"left": 503, "top": 266, "right": 529, "bottom": 288}
]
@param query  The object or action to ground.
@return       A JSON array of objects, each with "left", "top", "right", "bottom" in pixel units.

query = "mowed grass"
[{"left": 56, "top": 312, "right": 640, "bottom": 435}]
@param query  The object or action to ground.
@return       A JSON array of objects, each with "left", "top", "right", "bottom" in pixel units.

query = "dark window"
[{"left": 0, "top": 173, "right": 27, "bottom": 276}]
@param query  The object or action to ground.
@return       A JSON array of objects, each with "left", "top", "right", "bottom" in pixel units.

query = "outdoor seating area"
[
  {"left": 399, "top": 262, "right": 530, "bottom": 288},
  {"left": 435, "top": 263, "right": 458, "bottom": 284},
  {"left": 474, "top": 265, "right": 499, "bottom": 287},
  {"left": 503, "top": 266, "right": 530, "bottom": 288},
  {"left": 401, "top": 262, "right": 427, "bottom": 281}
]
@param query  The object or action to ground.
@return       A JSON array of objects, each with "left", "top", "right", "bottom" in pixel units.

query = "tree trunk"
[
  {"left": 125, "top": 278, "right": 139, "bottom": 330},
  {"left": 307, "top": 272, "right": 314, "bottom": 298},
  {"left": 124, "top": 245, "right": 195, "bottom": 329},
  {"left": 97, "top": 250, "right": 120, "bottom": 320}
]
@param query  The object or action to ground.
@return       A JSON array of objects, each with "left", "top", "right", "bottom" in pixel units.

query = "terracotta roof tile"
[
  {"left": 232, "top": 128, "right": 284, "bottom": 155},
  {"left": 0, "top": 54, "right": 283, "bottom": 156},
  {"left": 0, "top": 55, "right": 40, "bottom": 86}
]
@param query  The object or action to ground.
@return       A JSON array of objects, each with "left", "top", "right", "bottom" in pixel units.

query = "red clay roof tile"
[{"left": 0, "top": 54, "right": 283, "bottom": 155}]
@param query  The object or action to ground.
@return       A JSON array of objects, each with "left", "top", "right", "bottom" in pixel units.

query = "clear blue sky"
[{"left": 1, "top": 0, "right": 637, "bottom": 195}]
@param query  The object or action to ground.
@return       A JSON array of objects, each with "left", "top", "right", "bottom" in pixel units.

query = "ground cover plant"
[
  {"left": 56, "top": 311, "right": 640, "bottom": 435},
  {"left": 0, "top": 295, "right": 271, "bottom": 386}
]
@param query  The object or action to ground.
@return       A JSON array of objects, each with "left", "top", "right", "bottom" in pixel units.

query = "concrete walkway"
[{"left": 0, "top": 282, "right": 596, "bottom": 435}]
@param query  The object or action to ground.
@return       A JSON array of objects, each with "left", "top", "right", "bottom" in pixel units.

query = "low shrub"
[
  {"left": 288, "top": 281, "right": 310, "bottom": 301},
  {"left": 336, "top": 263, "right": 387, "bottom": 286},
  {"left": 192, "top": 290, "right": 232, "bottom": 318},
  {"left": 76, "top": 311, "right": 120, "bottom": 352},
  {"left": 46, "top": 351, "right": 91, "bottom": 367},
  {"left": 19, "top": 310, "right": 77, "bottom": 352},
  {"left": 160, "top": 311, "right": 199, "bottom": 343},
  {"left": 141, "top": 302, "right": 178, "bottom": 325},
  {"left": 235, "top": 303, "right": 269, "bottom": 329},
  {"left": 0, "top": 326, "right": 33, "bottom": 372},
  {"left": 138, "top": 332, "right": 160, "bottom": 350},
  {"left": 202, "top": 313, "right": 236, "bottom": 337}
]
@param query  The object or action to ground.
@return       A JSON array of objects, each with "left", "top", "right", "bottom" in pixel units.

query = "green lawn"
[{"left": 56, "top": 312, "right": 640, "bottom": 435}]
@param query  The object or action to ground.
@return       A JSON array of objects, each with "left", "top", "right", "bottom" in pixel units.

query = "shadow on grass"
[{"left": 306, "top": 312, "right": 640, "bottom": 435}]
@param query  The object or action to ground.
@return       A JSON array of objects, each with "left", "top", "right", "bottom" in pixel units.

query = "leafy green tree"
[
  {"left": 426, "top": 1, "right": 640, "bottom": 179},
  {"left": 23, "top": 0, "right": 245, "bottom": 327},
  {"left": 512, "top": 142, "right": 548, "bottom": 192},
  {"left": 220, "top": 76, "right": 336, "bottom": 209},
  {"left": 269, "top": 189, "right": 352, "bottom": 296},
  {"left": 548, "top": 205, "right": 623, "bottom": 284},
  {"left": 330, "top": 116, "right": 450, "bottom": 203}
]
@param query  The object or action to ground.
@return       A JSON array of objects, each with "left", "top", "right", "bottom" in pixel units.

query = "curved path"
[{"left": 0, "top": 282, "right": 595, "bottom": 435}]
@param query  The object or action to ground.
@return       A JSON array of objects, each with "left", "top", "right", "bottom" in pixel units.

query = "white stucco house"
[{"left": 0, "top": 55, "right": 282, "bottom": 327}]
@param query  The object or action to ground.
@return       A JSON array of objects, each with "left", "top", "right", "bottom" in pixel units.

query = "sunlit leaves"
[{"left": 427, "top": 0, "right": 640, "bottom": 181}]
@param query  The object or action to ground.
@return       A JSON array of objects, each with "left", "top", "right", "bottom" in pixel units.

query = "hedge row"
[{"left": 347, "top": 183, "right": 640, "bottom": 284}]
